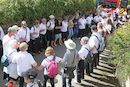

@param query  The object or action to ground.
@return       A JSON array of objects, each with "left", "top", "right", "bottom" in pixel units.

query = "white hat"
[
  {"left": 49, "top": 15, "right": 55, "bottom": 19},
  {"left": 64, "top": 39, "right": 76, "bottom": 50}
]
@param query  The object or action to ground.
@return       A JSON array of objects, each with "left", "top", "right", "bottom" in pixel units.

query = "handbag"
[
  {"left": 1, "top": 55, "right": 9, "bottom": 67},
  {"left": 1, "top": 51, "right": 15, "bottom": 67}
]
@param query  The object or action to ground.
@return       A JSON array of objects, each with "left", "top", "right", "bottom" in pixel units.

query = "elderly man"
[
  {"left": 2, "top": 25, "right": 18, "bottom": 80},
  {"left": 75, "top": 37, "right": 92, "bottom": 83}
]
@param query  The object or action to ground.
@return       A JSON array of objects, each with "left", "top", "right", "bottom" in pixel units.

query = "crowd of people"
[{"left": 0, "top": 5, "right": 129, "bottom": 87}]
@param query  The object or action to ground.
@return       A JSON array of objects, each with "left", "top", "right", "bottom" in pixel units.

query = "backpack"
[
  {"left": 84, "top": 47, "right": 93, "bottom": 62},
  {"left": 46, "top": 56, "right": 58, "bottom": 78}
]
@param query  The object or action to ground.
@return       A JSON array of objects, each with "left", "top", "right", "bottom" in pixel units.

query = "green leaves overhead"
[{"left": 0, "top": 0, "right": 95, "bottom": 24}]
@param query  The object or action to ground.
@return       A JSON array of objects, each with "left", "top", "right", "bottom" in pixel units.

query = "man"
[
  {"left": 75, "top": 37, "right": 90, "bottom": 83},
  {"left": 12, "top": 42, "right": 38, "bottom": 87},
  {"left": 88, "top": 25, "right": 102, "bottom": 68},
  {"left": 17, "top": 21, "right": 30, "bottom": 43},
  {"left": 62, "top": 39, "right": 79, "bottom": 87},
  {"left": 17, "top": 21, "right": 31, "bottom": 53},
  {"left": 2, "top": 25, "right": 18, "bottom": 86}
]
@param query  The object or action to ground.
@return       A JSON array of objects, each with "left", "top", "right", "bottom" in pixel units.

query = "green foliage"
[
  {"left": 0, "top": 0, "right": 95, "bottom": 24},
  {"left": 108, "top": 23, "right": 130, "bottom": 79}
]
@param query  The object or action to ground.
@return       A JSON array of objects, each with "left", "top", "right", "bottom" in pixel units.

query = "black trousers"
[
  {"left": 62, "top": 32, "right": 68, "bottom": 40},
  {"left": 0, "top": 40, "right": 3, "bottom": 62},
  {"left": 30, "top": 38, "right": 41, "bottom": 53},
  {"left": 43, "top": 75, "right": 54, "bottom": 87},
  {"left": 18, "top": 76, "right": 24, "bottom": 87},
  {"left": 77, "top": 60, "right": 85, "bottom": 83},
  {"left": 78, "top": 29, "right": 86, "bottom": 38},
  {"left": 93, "top": 53, "right": 99, "bottom": 68},
  {"left": 85, "top": 60, "right": 93, "bottom": 75},
  {"left": 40, "top": 34, "right": 47, "bottom": 50}
]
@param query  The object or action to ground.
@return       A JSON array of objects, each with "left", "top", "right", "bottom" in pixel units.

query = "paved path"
[{"left": 0, "top": 39, "right": 121, "bottom": 87}]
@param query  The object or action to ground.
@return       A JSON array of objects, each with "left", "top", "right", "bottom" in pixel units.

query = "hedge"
[{"left": 108, "top": 23, "right": 130, "bottom": 79}]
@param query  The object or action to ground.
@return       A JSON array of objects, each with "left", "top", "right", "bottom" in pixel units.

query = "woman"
[
  {"left": 68, "top": 16, "right": 74, "bottom": 39},
  {"left": 61, "top": 17, "right": 68, "bottom": 42},
  {"left": 62, "top": 39, "right": 79, "bottom": 87},
  {"left": 12, "top": 42, "right": 38, "bottom": 87},
  {"left": 54, "top": 17, "right": 63, "bottom": 46},
  {"left": 30, "top": 20, "right": 41, "bottom": 54},
  {"left": 47, "top": 15, "right": 55, "bottom": 47},
  {"left": 39, "top": 47, "right": 62, "bottom": 87}
]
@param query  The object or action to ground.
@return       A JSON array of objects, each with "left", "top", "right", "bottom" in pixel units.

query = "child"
[{"left": 22, "top": 69, "right": 41, "bottom": 87}]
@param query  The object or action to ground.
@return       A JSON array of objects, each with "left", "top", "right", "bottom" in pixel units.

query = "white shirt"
[
  {"left": 39, "top": 23, "right": 47, "bottom": 35},
  {"left": 94, "top": 16, "right": 102, "bottom": 23},
  {"left": 0, "top": 26, "right": 4, "bottom": 40},
  {"left": 41, "top": 55, "right": 61, "bottom": 75},
  {"left": 30, "top": 26, "right": 40, "bottom": 40},
  {"left": 78, "top": 44, "right": 90, "bottom": 60},
  {"left": 17, "top": 27, "right": 30, "bottom": 42},
  {"left": 47, "top": 20, "right": 55, "bottom": 30},
  {"left": 78, "top": 18, "right": 87, "bottom": 29},
  {"left": 12, "top": 51, "right": 36, "bottom": 76},
  {"left": 86, "top": 15, "right": 93, "bottom": 25},
  {"left": 26, "top": 82, "right": 39, "bottom": 87},
  {"left": 100, "top": 11, "right": 108, "bottom": 17},
  {"left": 2, "top": 34, "right": 16, "bottom": 73},
  {"left": 61, "top": 21, "right": 68, "bottom": 32},
  {"left": 7, "top": 48, "right": 18, "bottom": 79},
  {"left": 88, "top": 32, "right": 101, "bottom": 54}
]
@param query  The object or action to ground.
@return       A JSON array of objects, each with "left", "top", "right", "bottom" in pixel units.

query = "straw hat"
[
  {"left": 49, "top": 15, "right": 55, "bottom": 19},
  {"left": 64, "top": 39, "right": 76, "bottom": 50}
]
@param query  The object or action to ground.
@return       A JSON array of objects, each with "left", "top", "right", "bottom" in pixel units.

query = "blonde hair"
[
  {"left": 19, "top": 42, "right": 28, "bottom": 51},
  {"left": 45, "top": 47, "right": 55, "bottom": 57}
]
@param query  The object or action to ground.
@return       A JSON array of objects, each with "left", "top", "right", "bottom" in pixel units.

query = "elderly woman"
[
  {"left": 62, "top": 39, "right": 79, "bottom": 87},
  {"left": 39, "top": 47, "right": 62, "bottom": 87},
  {"left": 12, "top": 42, "right": 38, "bottom": 87}
]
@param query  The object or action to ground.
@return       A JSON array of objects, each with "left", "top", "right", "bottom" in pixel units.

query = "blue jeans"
[
  {"left": 62, "top": 69, "right": 72, "bottom": 87},
  {"left": 68, "top": 28, "right": 74, "bottom": 39},
  {"left": 73, "top": 28, "right": 79, "bottom": 38}
]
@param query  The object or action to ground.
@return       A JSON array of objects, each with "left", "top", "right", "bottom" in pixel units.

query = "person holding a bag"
[
  {"left": 38, "top": 47, "right": 62, "bottom": 87},
  {"left": 62, "top": 39, "right": 79, "bottom": 87}
]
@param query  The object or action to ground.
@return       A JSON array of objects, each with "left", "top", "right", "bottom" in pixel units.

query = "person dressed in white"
[
  {"left": 46, "top": 15, "right": 55, "bottom": 47},
  {"left": 39, "top": 47, "right": 62, "bottom": 87},
  {"left": 2, "top": 25, "right": 18, "bottom": 82},
  {"left": 86, "top": 14, "right": 93, "bottom": 26},
  {"left": 39, "top": 18, "right": 47, "bottom": 50},
  {"left": 17, "top": 21, "right": 30, "bottom": 43},
  {"left": 78, "top": 15, "right": 87, "bottom": 38},
  {"left": 74, "top": 37, "right": 91, "bottom": 83},
  {"left": 88, "top": 25, "right": 102, "bottom": 68},
  {"left": 7, "top": 40, "right": 19, "bottom": 87},
  {"left": 30, "top": 20, "right": 41, "bottom": 53},
  {"left": 61, "top": 16, "right": 68, "bottom": 42},
  {"left": 12, "top": 42, "right": 38, "bottom": 87},
  {"left": 93, "top": 14, "right": 102, "bottom": 24}
]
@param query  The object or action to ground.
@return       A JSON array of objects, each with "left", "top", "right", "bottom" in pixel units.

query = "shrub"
[{"left": 108, "top": 23, "right": 130, "bottom": 79}]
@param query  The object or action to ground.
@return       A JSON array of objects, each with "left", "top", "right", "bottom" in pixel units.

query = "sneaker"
[{"left": 73, "top": 79, "right": 81, "bottom": 84}]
